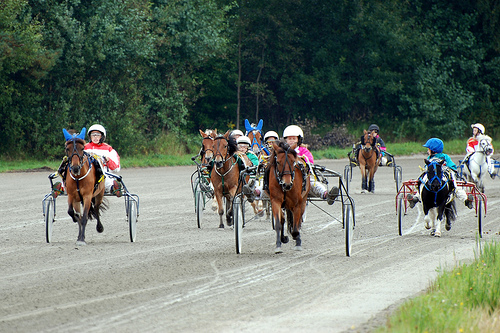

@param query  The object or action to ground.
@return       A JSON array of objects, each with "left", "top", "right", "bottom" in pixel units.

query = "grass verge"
[
  {"left": 0, "top": 139, "right": 466, "bottom": 173},
  {"left": 377, "top": 240, "right": 500, "bottom": 332}
]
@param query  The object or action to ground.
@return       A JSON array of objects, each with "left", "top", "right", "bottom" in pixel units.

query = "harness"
[
  {"left": 213, "top": 136, "right": 238, "bottom": 196},
  {"left": 420, "top": 161, "right": 448, "bottom": 205},
  {"left": 66, "top": 138, "right": 104, "bottom": 196},
  {"left": 272, "top": 148, "right": 308, "bottom": 205}
]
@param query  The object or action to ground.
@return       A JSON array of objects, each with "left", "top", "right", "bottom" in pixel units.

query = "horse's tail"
[
  {"left": 88, "top": 197, "right": 109, "bottom": 220},
  {"left": 445, "top": 200, "right": 457, "bottom": 223}
]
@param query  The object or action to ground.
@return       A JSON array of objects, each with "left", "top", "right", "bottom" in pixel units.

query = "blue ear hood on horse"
[
  {"left": 63, "top": 127, "right": 87, "bottom": 141},
  {"left": 244, "top": 119, "right": 263, "bottom": 133}
]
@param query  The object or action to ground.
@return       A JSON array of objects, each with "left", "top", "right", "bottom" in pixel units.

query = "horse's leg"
[
  {"left": 214, "top": 190, "right": 225, "bottom": 229},
  {"left": 360, "top": 164, "right": 368, "bottom": 192},
  {"left": 272, "top": 201, "right": 285, "bottom": 253},
  {"left": 292, "top": 206, "right": 302, "bottom": 251},
  {"left": 76, "top": 197, "right": 92, "bottom": 245},
  {"left": 94, "top": 192, "right": 104, "bottom": 234},
  {"left": 427, "top": 208, "right": 438, "bottom": 236},
  {"left": 434, "top": 206, "right": 446, "bottom": 237},
  {"left": 225, "top": 196, "right": 234, "bottom": 227}
]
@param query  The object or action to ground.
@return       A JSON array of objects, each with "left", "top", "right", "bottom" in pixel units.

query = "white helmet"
[
  {"left": 283, "top": 125, "right": 303, "bottom": 138},
  {"left": 231, "top": 129, "right": 244, "bottom": 137},
  {"left": 471, "top": 123, "right": 485, "bottom": 134},
  {"left": 264, "top": 131, "right": 279, "bottom": 142},
  {"left": 236, "top": 135, "right": 251, "bottom": 145},
  {"left": 87, "top": 124, "right": 106, "bottom": 142}
]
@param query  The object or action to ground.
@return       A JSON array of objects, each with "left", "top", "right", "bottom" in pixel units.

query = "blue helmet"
[{"left": 423, "top": 138, "right": 443, "bottom": 153}]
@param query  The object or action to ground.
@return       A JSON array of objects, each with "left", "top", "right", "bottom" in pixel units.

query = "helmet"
[
  {"left": 368, "top": 124, "right": 380, "bottom": 132},
  {"left": 471, "top": 123, "right": 485, "bottom": 134},
  {"left": 231, "top": 129, "right": 244, "bottom": 137},
  {"left": 283, "top": 125, "right": 303, "bottom": 139},
  {"left": 423, "top": 138, "right": 444, "bottom": 154},
  {"left": 87, "top": 124, "right": 106, "bottom": 143},
  {"left": 264, "top": 131, "right": 279, "bottom": 142},
  {"left": 236, "top": 135, "right": 251, "bottom": 146}
]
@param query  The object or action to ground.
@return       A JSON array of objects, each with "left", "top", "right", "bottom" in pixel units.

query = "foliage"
[{"left": 1, "top": 0, "right": 500, "bottom": 159}]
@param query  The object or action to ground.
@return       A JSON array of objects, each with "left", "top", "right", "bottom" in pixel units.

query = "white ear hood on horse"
[{"left": 63, "top": 127, "right": 86, "bottom": 141}]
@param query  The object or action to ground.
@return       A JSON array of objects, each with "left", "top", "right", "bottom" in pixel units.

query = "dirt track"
[{"left": 1, "top": 156, "right": 499, "bottom": 332}]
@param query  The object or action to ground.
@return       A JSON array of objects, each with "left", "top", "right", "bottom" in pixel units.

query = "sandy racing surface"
[{"left": 1, "top": 156, "right": 500, "bottom": 332}]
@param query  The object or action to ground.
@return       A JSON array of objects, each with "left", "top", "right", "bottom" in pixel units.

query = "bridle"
[
  {"left": 273, "top": 147, "right": 296, "bottom": 191},
  {"left": 248, "top": 130, "right": 264, "bottom": 154},
  {"left": 66, "top": 138, "right": 92, "bottom": 180},
  {"left": 200, "top": 136, "right": 214, "bottom": 166}
]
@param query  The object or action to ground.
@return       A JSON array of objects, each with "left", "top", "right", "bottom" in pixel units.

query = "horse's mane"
[
  {"left": 66, "top": 138, "right": 86, "bottom": 146},
  {"left": 477, "top": 134, "right": 492, "bottom": 142},
  {"left": 226, "top": 135, "right": 238, "bottom": 156},
  {"left": 271, "top": 140, "right": 297, "bottom": 159}
]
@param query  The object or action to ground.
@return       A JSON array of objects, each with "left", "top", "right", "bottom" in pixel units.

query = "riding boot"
[{"left": 57, "top": 156, "right": 69, "bottom": 179}]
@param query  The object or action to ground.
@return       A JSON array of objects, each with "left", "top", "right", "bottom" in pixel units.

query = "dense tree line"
[{"left": 1, "top": 0, "right": 499, "bottom": 157}]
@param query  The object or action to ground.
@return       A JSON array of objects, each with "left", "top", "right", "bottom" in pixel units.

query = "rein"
[{"left": 213, "top": 136, "right": 237, "bottom": 194}]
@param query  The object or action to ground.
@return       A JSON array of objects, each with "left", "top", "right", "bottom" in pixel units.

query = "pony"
[
  {"left": 358, "top": 130, "right": 381, "bottom": 193},
  {"left": 419, "top": 159, "right": 457, "bottom": 237},
  {"left": 267, "top": 140, "right": 310, "bottom": 253},
  {"left": 245, "top": 119, "right": 264, "bottom": 154},
  {"left": 63, "top": 128, "right": 107, "bottom": 245},
  {"left": 461, "top": 134, "right": 493, "bottom": 192},
  {"left": 211, "top": 130, "right": 242, "bottom": 228},
  {"left": 198, "top": 129, "right": 217, "bottom": 166}
]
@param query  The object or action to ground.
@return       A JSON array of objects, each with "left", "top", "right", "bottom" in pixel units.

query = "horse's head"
[
  {"left": 213, "top": 130, "right": 236, "bottom": 169},
  {"left": 424, "top": 159, "right": 447, "bottom": 193},
  {"left": 361, "top": 130, "right": 375, "bottom": 152},
  {"left": 247, "top": 129, "right": 263, "bottom": 154},
  {"left": 199, "top": 129, "right": 217, "bottom": 165},
  {"left": 271, "top": 141, "right": 298, "bottom": 192},
  {"left": 65, "top": 138, "right": 86, "bottom": 176},
  {"left": 477, "top": 135, "right": 493, "bottom": 156}
]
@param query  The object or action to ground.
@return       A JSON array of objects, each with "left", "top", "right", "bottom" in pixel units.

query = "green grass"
[
  {"left": 0, "top": 139, "right": 468, "bottom": 173},
  {"left": 377, "top": 240, "right": 500, "bottom": 332}
]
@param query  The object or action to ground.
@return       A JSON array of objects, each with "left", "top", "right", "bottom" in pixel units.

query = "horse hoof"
[
  {"left": 96, "top": 224, "right": 104, "bottom": 233},
  {"left": 275, "top": 247, "right": 283, "bottom": 254},
  {"left": 424, "top": 223, "right": 431, "bottom": 230},
  {"left": 282, "top": 236, "right": 289, "bottom": 244},
  {"left": 219, "top": 224, "right": 224, "bottom": 229},
  {"left": 361, "top": 190, "right": 367, "bottom": 194},
  {"left": 434, "top": 232, "right": 441, "bottom": 237},
  {"left": 76, "top": 240, "right": 87, "bottom": 246},
  {"left": 430, "top": 230, "right": 435, "bottom": 236},
  {"left": 294, "top": 246, "right": 302, "bottom": 251}
]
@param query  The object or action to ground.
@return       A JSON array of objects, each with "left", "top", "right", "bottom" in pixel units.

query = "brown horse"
[
  {"left": 358, "top": 130, "right": 381, "bottom": 193},
  {"left": 211, "top": 130, "right": 241, "bottom": 228},
  {"left": 267, "top": 141, "right": 310, "bottom": 253},
  {"left": 64, "top": 132, "right": 106, "bottom": 245}
]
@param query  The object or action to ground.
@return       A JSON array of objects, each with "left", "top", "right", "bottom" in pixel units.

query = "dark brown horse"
[
  {"left": 211, "top": 130, "right": 241, "bottom": 228},
  {"left": 63, "top": 130, "right": 106, "bottom": 245},
  {"left": 267, "top": 141, "right": 310, "bottom": 253},
  {"left": 359, "top": 130, "right": 381, "bottom": 193}
]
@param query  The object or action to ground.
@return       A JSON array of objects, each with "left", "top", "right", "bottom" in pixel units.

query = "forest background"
[{"left": 1, "top": 0, "right": 500, "bottom": 159}]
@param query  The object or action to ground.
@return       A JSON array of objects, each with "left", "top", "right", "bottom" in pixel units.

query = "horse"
[
  {"left": 245, "top": 119, "right": 265, "bottom": 155},
  {"left": 63, "top": 128, "right": 107, "bottom": 245},
  {"left": 211, "top": 130, "right": 242, "bottom": 228},
  {"left": 358, "top": 130, "right": 381, "bottom": 193},
  {"left": 198, "top": 129, "right": 217, "bottom": 165},
  {"left": 267, "top": 141, "right": 310, "bottom": 253},
  {"left": 419, "top": 159, "right": 457, "bottom": 237},
  {"left": 461, "top": 134, "right": 493, "bottom": 192}
]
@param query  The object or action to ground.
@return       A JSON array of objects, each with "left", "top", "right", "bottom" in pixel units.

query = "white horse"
[{"left": 461, "top": 134, "right": 493, "bottom": 192}]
